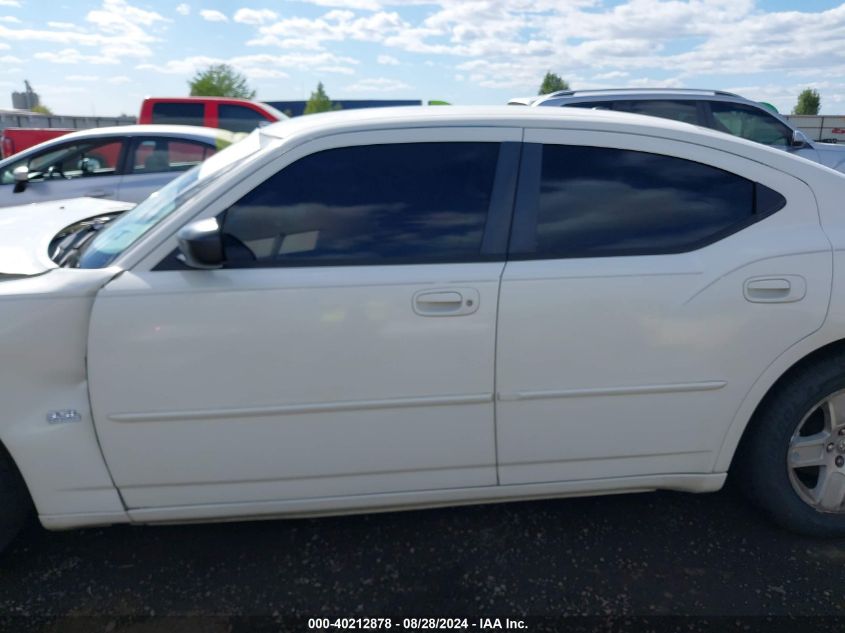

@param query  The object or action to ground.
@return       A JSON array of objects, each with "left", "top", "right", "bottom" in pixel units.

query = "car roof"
[
  {"left": 53, "top": 124, "right": 235, "bottom": 142},
  {"left": 255, "top": 105, "right": 844, "bottom": 186},
  {"left": 510, "top": 88, "right": 754, "bottom": 107}
]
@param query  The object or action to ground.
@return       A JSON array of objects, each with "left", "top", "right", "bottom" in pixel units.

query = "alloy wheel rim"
[{"left": 787, "top": 390, "right": 845, "bottom": 514}]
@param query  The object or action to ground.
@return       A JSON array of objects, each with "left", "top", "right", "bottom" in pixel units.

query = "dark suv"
[{"left": 509, "top": 88, "right": 845, "bottom": 173}]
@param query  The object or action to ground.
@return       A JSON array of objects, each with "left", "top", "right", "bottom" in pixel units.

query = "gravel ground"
[{"left": 0, "top": 485, "right": 844, "bottom": 632}]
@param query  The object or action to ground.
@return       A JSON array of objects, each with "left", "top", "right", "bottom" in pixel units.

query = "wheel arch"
[{"left": 716, "top": 336, "right": 845, "bottom": 472}]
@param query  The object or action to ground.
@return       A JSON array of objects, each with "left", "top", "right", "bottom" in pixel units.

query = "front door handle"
[
  {"left": 413, "top": 288, "right": 480, "bottom": 316},
  {"left": 744, "top": 275, "right": 806, "bottom": 303}
]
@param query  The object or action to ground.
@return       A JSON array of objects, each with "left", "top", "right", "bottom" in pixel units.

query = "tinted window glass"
[
  {"left": 220, "top": 142, "right": 499, "bottom": 267},
  {"left": 151, "top": 102, "right": 205, "bottom": 126},
  {"left": 709, "top": 103, "right": 791, "bottom": 147},
  {"left": 218, "top": 105, "right": 268, "bottom": 133},
  {"left": 1, "top": 139, "right": 122, "bottom": 184},
  {"left": 613, "top": 100, "right": 700, "bottom": 125},
  {"left": 565, "top": 101, "right": 617, "bottom": 110},
  {"left": 527, "top": 145, "right": 782, "bottom": 258},
  {"left": 130, "top": 138, "right": 214, "bottom": 173}
]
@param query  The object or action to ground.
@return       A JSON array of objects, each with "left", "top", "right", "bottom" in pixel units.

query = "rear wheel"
[
  {"left": 0, "top": 444, "right": 32, "bottom": 553},
  {"left": 740, "top": 356, "right": 845, "bottom": 536}
]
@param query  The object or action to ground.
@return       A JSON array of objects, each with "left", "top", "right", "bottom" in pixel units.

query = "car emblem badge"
[{"left": 46, "top": 409, "right": 82, "bottom": 424}]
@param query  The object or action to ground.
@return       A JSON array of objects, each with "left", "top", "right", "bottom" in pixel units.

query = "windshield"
[{"left": 76, "top": 130, "right": 262, "bottom": 268}]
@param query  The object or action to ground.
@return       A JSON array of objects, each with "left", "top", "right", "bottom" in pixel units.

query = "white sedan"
[
  {"left": 0, "top": 124, "right": 239, "bottom": 206},
  {"left": 1, "top": 105, "right": 845, "bottom": 552}
]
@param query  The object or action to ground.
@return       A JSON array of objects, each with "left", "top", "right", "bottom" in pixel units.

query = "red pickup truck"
[
  {"left": 1, "top": 127, "right": 75, "bottom": 159},
  {"left": 138, "top": 97, "right": 288, "bottom": 133}
]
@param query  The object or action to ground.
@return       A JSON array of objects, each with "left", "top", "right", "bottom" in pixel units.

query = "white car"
[
  {"left": 2, "top": 106, "right": 845, "bottom": 552},
  {"left": 0, "top": 125, "right": 238, "bottom": 207}
]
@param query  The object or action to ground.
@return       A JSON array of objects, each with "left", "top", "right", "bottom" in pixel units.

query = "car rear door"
[
  {"left": 87, "top": 128, "right": 520, "bottom": 511},
  {"left": 495, "top": 128, "right": 832, "bottom": 485}
]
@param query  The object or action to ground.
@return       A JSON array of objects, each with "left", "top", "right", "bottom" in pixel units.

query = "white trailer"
[{"left": 784, "top": 115, "right": 845, "bottom": 144}]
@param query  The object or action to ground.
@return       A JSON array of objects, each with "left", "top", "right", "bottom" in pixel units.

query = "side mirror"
[
  {"left": 791, "top": 129, "right": 811, "bottom": 148},
  {"left": 176, "top": 217, "right": 224, "bottom": 269},
  {"left": 12, "top": 165, "right": 28, "bottom": 193}
]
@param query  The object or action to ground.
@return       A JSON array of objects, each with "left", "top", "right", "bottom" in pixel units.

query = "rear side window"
[
  {"left": 612, "top": 100, "right": 700, "bottom": 125},
  {"left": 151, "top": 103, "right": 205, "bottom": 127},
  {"left": 520, "top": 145, "right": 785, "bottom": 259},
  {"left": 219, "top": 142, "right": 500, "bottom": 267},
  {"left": 218, "top": 104, "right": 268, "bottom": 134},
  {"left": 130, "top": 138, "right": 214, "bottom": 173}
]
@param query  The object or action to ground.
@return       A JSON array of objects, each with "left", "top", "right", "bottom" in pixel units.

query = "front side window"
[
  {"left": 708, "top": 102, "right": 792, "bottom": 147},
  {"left": 1, "top": 139, "right": 122, "bottom": 184},
  {"left": 218, "top": 142, "right": 500, "bottom": 268},
  {"left": 520, "top": 144, "right": 785, "bottom": 259},
  {"left": 129, "top": 138, "right": 214, "bottom": 174}
]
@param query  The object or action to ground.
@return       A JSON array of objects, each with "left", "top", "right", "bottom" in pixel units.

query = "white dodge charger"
[{"left": 1, "top": 106, "right": 845, "bottom": 551}]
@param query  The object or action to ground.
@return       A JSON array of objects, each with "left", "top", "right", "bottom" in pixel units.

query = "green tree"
[
  {"left": 538, "top": 72, "right": 569, "bottom": 95},
  {"left": 303, "top": 82, "right": 341, "bottom": 114},
  {"left": 793, "top": 88, "right": 820, "bottom": 115},
  {"left": 189, "top": 63, "right": 255, "bottom": 99},
  {"left": 31, "top": 104, "right": 53, "bottom": 115}
]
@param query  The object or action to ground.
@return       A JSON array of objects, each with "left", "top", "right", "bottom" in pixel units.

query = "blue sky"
[{"left": 0, "top": 0, "right": 843, "bottom": 116}]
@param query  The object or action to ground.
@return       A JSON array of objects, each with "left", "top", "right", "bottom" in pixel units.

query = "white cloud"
[
  {"left": 199, "top": 9, "right": 228, "bottom": 22},
  {"left": 176, "top": 4, "right": 190, "bottom": 16},
  {"left": 34, "top": 48, "right": 118, "bottom": 65},
  {"left": 233, "top": 8, "right": 277, "bottom": 25},
  {"left": 0, "top": 0, "right": 21, "bottom": 6},
  {"left": 248, "top": 10, "right": 406, "bottom": 50},
  {"left": 0, "top": 54, "right": 21, "bottom": 63},
  {"left": 137, "top": 51, "right": 359, "bottom": 78},
  {"left": 46, "top": 21, "right": 85, "bottom": 30},
  {"left": 67, "top": 74, "right": 100, "bottom": 81},
  {"left": 301, "top": 0, "right": 381, "bottom": 9},
  {"left": 377, "top": 54, "right": 399, "bottom": 65},
  {"left": 0, "top": 15, "right": 20, "bottom": 23},
  {"left": 345, "top": 77, "right": 411, "bottom": 93},
  {"left": 0, "top": 0, "right": 167, "bottom": 64},
  {"left": 108, "top": 75, "right": 131, "bottom": 84}
]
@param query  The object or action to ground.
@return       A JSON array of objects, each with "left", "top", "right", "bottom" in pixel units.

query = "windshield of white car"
[{"left": 75, "top": 130, "right": 262, "bottom": 269}]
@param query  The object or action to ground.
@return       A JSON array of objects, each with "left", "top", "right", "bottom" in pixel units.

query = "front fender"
[{"left": 0, "top": 268, "right": 127, "bottom": 527}]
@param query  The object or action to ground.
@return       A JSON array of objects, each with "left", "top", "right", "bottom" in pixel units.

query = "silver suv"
[{"left": 509, "top": 89, "right": 845, "bottom": 173}]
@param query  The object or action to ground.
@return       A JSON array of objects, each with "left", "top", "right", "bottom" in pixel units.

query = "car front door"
[
  {"left": 118, "top": 137, "right": 216, "bottom": 203},
  {"left": 0, "top": 137, "right": 125, "bottom": 206},
  {"left": 495, "top": 129, "right": 832, "bottom": 485},
  {"left": 87, "top": 129, "right": 519, "bottom": 510},
  {"left": 704, "top": 101, "right": 821, "bottom": 162}
]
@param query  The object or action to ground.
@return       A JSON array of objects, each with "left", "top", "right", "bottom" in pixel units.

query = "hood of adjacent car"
[
  {"left": 814, "top": 142, "right": 845, "bottom": 173},
  {"left": 0, "top": 197, "right": 135, "bottom": 277}
]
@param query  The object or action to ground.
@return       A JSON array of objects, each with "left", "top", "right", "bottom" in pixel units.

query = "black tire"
[
  {"left": 738, "top": 354, "right": 845, "bottom": 537},
  {"left": 0, "top": 443, "right": 33, "bottom": 553}
]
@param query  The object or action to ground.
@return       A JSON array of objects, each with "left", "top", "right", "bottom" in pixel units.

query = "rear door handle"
[
  {"left": 744, "top": 275, "right": 806, "bottom": 303},
  {"left": 413, "top": 288, "right": 480, "bottom": 316}
]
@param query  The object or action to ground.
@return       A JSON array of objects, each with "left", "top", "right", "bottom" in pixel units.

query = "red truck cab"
[
  {"left": 138, "top": 97, "right": 287, "bottom": 134},
  {"left": 1, "top": 127, "right": 75, "bottom": 158}
]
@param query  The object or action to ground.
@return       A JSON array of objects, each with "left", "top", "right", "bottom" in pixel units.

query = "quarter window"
[
  {"left": 219, "top": 142, "right": 500, "bottom": 267},
  {"left": 521, "top": 145, "right": 785, "bottom": 259}
]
